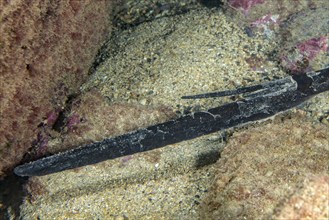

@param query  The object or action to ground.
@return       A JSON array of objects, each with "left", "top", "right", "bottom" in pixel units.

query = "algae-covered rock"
[
  {"left": 273, "top": 174, "right": 329, "bottom": 219},
  {"left": 0, "top": 0, "right": 113, "bottom": 177},
  {"left": 202, "top": 112, "right": 329, "bottom": 219},
  {"left": 16, "top": 5, "right": 329, "bottom": 219},
  {"left": 4, "top": 1, "right": 329, "bottom": 219}
]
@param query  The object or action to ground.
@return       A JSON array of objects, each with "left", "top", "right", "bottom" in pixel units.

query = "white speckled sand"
[{"left": 81, "top": 8, "right": 285, "bottom": 112}]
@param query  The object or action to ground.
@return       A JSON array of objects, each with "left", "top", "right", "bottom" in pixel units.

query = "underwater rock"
[
  {"left": 0, "top": 0, "right": 113, "bottom": 177},
  {"left": 202, "top": 112, "right": 329, "bottom": 219}
]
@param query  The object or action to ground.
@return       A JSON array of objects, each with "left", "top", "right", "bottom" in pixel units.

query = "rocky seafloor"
[{"left": 2, "top": 1, "right": 329, "bottom": 219}]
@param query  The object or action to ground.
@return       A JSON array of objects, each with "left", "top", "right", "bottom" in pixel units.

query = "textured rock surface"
[
  {"left": 81, "top": 6, "right": 285, "bottom": 113},
  {"left": 13, "top": 5, "right": 329, "bottom": 219},
  {"left": 46, "top": 89, "right": 176, "bottom": 154},
  {"left": 18, "top": 135, "right": 223, "bottom": 219},
  {"left": 17, "top": 112, "right": 329, "bottom": 219},
  {"left": 201, "top": 112, "right": 329, "bottom": 219},
  {"left": 0, "top": 0, "right": 113, "bottom": 176},
  {"left": 1, "top": 1, "right": 328, "bottom": 219},
  {"left": 223, "top": 0, "right": 329, "bottom": 74},
  {"left": 223, "top": 0, "right": 328, "bottom": 25},
  {"left": 273, "top": 174, "right": 329, "bottom": 219}
]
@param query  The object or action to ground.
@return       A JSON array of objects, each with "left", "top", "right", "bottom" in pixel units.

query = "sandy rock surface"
[
  {"left": 14, "top": 5, "right": 329, "bottom": 219},
  {"left": 202, "top": 112, "right": 329, "bottom": 219},
  {"left": 1, "top": 1, "right": 328, "bottom": 219}
]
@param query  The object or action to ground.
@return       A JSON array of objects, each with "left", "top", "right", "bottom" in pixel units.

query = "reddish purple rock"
[
  {"left": 281, "top": 36, "right": 328, "bottom": 74},
  {"left": 229, "top": 0, "right": 265, "bottom": 15},
  {"left": 66, "top": 114, "right": 82, "bottom": 132}
]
